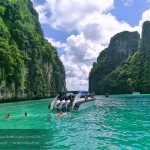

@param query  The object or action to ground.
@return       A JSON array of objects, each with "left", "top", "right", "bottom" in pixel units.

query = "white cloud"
[
  {"left": 79, "top": 12, "right": 136, "bottom": 45},
  {"left": 33, "top": 0, "right": 144, "bottom": 90},
  {"left": 35, "top": 0, "right": 114, "bottom": 31},
  {"left": 121, "top": 0, "right": 133, "bottom": 6},
  {"left": 34, "top": 4, "right": 49, "bottom": 24},
  {"left": 60, "top": 55, "right": 91, "bottom": 90},
  {"left": 139, "top": 9, "right": 150, "bottom": 26},
  {"left": 46, "top": 33, "right": 106, "bottom": 90},
  {"left": 66, "top": 34, "right": 106, "bottom": 62},
  {"left": 46, "top": 37, "right": 67, "bottom": 49}
]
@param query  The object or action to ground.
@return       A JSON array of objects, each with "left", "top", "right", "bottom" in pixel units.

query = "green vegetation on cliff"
[
  {"left": 107, "top": 21, "right": 150, "bottom": 94},
  {"left": 0, "top": 0, "right": 66, "bottom": 101},
  {"left": 89, "top": 21, "right": 150, "bottom": 94},
  {"left": 89, "top": 31, "right": 140, "bottom": 94}
]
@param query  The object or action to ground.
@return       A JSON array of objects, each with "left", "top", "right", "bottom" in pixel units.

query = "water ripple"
[{"left": 1, "top": 95, "right": 150, "bottom": 149}]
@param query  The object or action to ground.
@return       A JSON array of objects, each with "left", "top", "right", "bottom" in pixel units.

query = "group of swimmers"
[{"left": 6, "top": 113, "right": 28, "bottom": 118}]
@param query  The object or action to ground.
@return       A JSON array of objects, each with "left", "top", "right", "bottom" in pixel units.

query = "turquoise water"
[{"left": 0, "top": 94, "right": 150, "bottom": 149}]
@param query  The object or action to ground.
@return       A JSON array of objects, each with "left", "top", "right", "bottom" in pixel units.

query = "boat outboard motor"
[
  {"left": 55, "top": 100, "right": 60, "bottom": 109},
  {"left": 62, "top": 100, "right": 69, "bottom": 112},
  {"left": 61, "top": 100, "right": 66, "bottom": 105},
  {"left": 65, "top": 100, "right": 70, "bottom": 110},
  {"left": 58, "top": 100, "right": 66, "bottom": 110}
]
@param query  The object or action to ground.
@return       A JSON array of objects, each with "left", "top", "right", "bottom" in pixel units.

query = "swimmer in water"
[
  {"left": 57, "top": 112, "right": 62, "bottom": 117},
  {"left": 57, "top": 112, "right": 70, "bottom": 117},
  {"left": 6, "top": 114, "right": 10, "bottom": 118},
  {"left": 24, "top": 113, "right": 28, "bottom": 116}
]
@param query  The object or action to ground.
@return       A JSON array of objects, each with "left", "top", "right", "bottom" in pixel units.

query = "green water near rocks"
[{"left": 0, "top": 94, "right": 150, "bottom": 149}]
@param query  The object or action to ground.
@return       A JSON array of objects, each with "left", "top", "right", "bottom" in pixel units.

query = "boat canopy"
[
  {"left": 58, "top": 91, "right": 79, "bottom": 94},
  {"left": 58, "top": 91, "right": 89, "bottom": 95},
  {"left": 76, "top": 90, "right": 89, "bottom": 94}
]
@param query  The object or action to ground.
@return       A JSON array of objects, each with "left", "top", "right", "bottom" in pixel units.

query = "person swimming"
[
  {"left": 6, "top": 114, "right": 10, "bottom": 118},
  {"left": 24, "top": 113, "right": 28, "bottom": 116},
  {"left": 57, "top": 112, "right": 69, "bottom": 117},
  {"left": 57, "top": 112, "right": 63, "bottom": 117}
]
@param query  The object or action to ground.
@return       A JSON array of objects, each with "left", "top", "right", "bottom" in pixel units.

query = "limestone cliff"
[
  {"left": 89, "top": 31, "right": 140, "bottom": 94},
  {"left": 0, "top": 0, "right": 66, "bottom": 101}
]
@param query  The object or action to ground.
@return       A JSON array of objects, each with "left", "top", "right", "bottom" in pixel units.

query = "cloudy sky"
[{"left": 32, "top": 0, "right": 150, "bottom": 91}]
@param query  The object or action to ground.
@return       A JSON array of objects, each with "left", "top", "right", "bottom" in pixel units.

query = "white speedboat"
[
  {"left": 48, "top": 91, "right": 96, "bottom": 111},
  {"left": 132, "top": 91, "right": 140, "bottom": 95}
]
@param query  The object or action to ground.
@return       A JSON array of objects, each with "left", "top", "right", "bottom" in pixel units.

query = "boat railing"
[
  {"left": 50, "top": 94, "right": 59, "bottom": 110},
  {"left": 71, "top": 93, "right": 81, "bottom": 110}
]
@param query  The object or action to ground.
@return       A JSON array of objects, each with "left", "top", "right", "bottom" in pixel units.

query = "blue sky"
[
  {"left": 112, "top": 0, "right": 149, "bottom": 26},
  {"left": 32, "top": 0, "right": 150, "bottom": 90}
]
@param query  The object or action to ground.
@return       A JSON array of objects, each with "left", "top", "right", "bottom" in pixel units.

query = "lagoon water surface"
[{"left": 0, "top": 94, "right": 150, "bottom": 149}]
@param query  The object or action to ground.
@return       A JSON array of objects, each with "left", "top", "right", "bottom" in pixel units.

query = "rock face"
[
  {"left": 89, "top": 31, "right": 140, "bottom": 94},
  {"left": 0, "top": 0, "right": 66, "bottom": 101}
]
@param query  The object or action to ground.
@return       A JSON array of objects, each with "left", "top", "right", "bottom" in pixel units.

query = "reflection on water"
[{"left": 0, "top": 95, "right": 150, "bottom": 149}]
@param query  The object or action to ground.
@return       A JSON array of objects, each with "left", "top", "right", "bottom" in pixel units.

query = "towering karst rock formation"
[
  {"left": 0, "top": 0, "right": 66, "bottom": 101},
  {"left": 90, "top": 21, "right": 150, "bottom": 94}
]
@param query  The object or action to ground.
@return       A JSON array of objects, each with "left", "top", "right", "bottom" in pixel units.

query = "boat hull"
[{"left": 73, "top": 98, "right": 96, "bottom": 110}]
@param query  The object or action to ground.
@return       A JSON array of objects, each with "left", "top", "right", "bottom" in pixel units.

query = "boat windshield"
[
  {"left": 57, "top": 91, "right": 78, "bottom": 100},
  {"left": 57, "top": 91, "right": 94, "bottom": 100}
]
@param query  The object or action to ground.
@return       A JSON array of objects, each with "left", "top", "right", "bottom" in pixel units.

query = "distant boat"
[
  {"left": 49, "top": 91, "right": 96, "bottom": 111},
  {"left": 132, "top": 92, "right": 140, "bottom": 95},
  {"left": 105, "top": 93, "right": 109, "bottom": 97}
]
